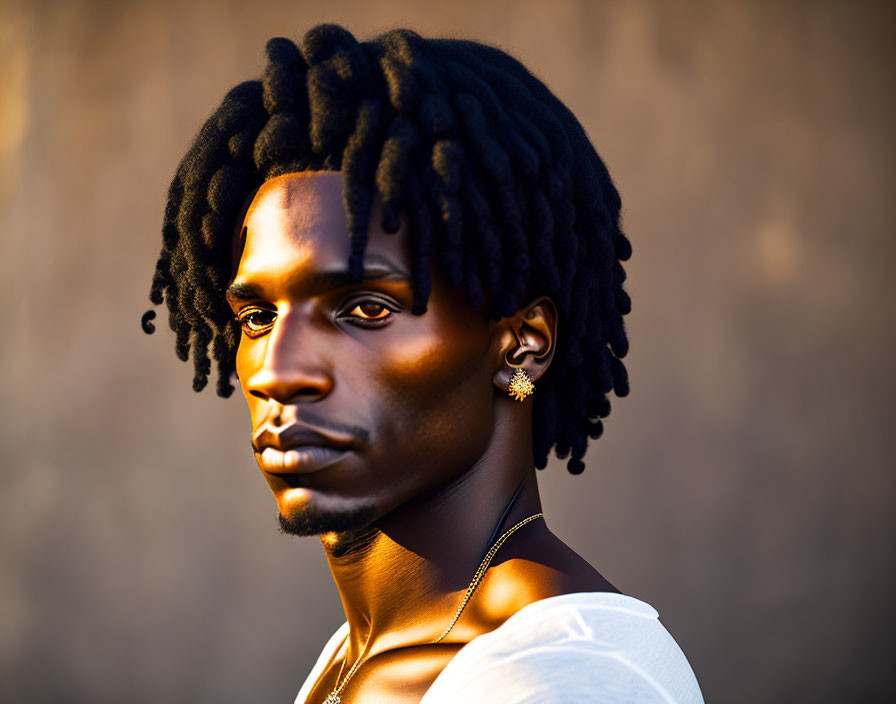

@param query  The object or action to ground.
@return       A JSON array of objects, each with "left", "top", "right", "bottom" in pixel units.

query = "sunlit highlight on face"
[{"left": 228, "top": 172, "right": 498, "bottom": 537}]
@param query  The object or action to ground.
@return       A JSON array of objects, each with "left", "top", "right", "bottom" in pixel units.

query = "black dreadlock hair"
[{"left": 141, "top": 25, "right": 632, "bottom": 475}]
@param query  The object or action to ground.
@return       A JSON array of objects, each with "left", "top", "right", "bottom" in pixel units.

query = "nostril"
[{"left": 249, "top": 384, "right": 331, "bottom": 404}]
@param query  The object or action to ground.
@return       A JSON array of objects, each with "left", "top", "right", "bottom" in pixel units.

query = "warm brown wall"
[{"left": 2, "top": 0, "right": 894, "bottom": 702}]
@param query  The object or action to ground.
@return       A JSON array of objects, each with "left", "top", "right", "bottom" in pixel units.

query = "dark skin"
[{"left": 227, "top": 172, "right": 616, "bottom": 704}]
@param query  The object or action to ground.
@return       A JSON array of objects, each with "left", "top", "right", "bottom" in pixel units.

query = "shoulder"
[
  {"left": 421, "top": 592, "right": 704, "bottom": 704},
  {"left": 293, "top": 622, "right": 349, "bottom": 704}
]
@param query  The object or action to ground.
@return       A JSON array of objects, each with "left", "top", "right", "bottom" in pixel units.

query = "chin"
[
  {"left": 277, "top": 506, "right": 376, "bottom": 537},
  {"left": 276, "top": 491, "right": 377, "bottom": 538}
]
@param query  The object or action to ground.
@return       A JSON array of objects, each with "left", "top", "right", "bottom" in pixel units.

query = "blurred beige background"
[{"left": 2, "top": 0, "right": 894, "bottom": 702}]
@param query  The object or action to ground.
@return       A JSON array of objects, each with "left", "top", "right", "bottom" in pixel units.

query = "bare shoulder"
[{"left": 469, "top": 522, "right": 618, "bottom": 630}]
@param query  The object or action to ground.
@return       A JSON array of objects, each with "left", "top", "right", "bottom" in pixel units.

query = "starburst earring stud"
[{"left": 508, "top": 368, "right": 535, "bottom": 401}]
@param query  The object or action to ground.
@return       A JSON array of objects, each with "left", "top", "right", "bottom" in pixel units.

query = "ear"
[{"left": 493, "top": 296, "right": 557, "bottom": 396}]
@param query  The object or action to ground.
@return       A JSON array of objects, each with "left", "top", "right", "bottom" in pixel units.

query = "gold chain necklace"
[{"left": 321, "top": 512, "right": 544, "bottom": 704}]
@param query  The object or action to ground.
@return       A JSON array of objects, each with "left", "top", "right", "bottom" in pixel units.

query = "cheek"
[
  {"left": 367, "top": 316, "right": 496, "bottom": 473},
  {"left": 376, "top": 317, "right": 490, "bottom": 404},
  {"left": 235, "top": 337, "right": 262, "bottom": 409},
  {"left": 235, "top": 339, "right": 249, "bottom": 386}
]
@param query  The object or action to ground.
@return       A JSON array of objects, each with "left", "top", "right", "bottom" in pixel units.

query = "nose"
[{"left": 245, "top": 307, "right": 334, "bottom": 404}]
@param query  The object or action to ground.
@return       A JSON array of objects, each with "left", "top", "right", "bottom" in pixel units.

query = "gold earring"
[{"left": 508, "top": 368, "right": 535, "bottom": 401}]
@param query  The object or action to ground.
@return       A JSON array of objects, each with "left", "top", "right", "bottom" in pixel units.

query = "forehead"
[{"left": 231, "top": 171, "right": 409, "bottom": 282}]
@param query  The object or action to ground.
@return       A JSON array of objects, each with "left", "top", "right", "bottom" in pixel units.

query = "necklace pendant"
[{"left": 323, "top": 693, "right": 341, "bottom": 704}]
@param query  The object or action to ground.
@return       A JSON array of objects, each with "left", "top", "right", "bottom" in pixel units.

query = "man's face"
[{"left": 227, "top": 172, "right": 499, "bottom": 537}]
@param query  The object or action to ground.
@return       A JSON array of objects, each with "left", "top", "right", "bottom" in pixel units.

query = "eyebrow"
[{"left": 225, "top": 253, "right": 411, "bottom": 302}]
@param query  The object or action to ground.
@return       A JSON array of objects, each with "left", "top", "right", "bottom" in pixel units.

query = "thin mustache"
[
  {"left": 251, "top": 411, "right": 370, "bottom": 452},
  {"left": 294, "top": 408, "right": 371, "bottom": 445}
]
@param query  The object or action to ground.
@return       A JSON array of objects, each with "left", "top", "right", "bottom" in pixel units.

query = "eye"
[
  {"left": 235, "top": 308, "right": 276, "bottom": 338},
  {"left": 342, "top": 297, "right": 398, "bottom": 327}
]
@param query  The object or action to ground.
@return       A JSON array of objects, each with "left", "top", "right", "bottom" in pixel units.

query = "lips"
[
  {"left": 257, "top": 444, "right": 349, "bottom": 474},
  {"left": 252, "top": 422, "right": 358, "bottom": 475}
]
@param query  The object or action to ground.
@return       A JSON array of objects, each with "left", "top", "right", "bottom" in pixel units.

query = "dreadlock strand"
[
  {"left": 405, "top": 166, "right": 435, "bottom": 315},
  {"left": 431, "top": 139, "right": 465, "bottom": 285},
  {"left": 374, "top": 116, "right": 419, "bottom": 232},
  {"left": 458, "top": 165, "right": 503, "bottom": 292},
  {"left": 190, "top": 323, "right": 213, "bottom": 392},
  {"left": 343, "top": 98, "right": 386, "bottom": 278},
  {"left": 263, "top": 38, "right": 307, "bottom": 116}
]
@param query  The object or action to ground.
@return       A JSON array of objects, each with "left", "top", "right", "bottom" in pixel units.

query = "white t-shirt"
[{"left": 295, "top": 592, "right": 704, "bottom": 703}]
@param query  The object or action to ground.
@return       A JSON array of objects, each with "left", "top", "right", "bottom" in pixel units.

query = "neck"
[{"left": 319, "top": 413, "right": 543, "bottom": 657}]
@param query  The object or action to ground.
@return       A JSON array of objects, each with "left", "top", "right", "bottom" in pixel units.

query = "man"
[{"left": 142, "top": 24, "right": 703, "bottom": 703}]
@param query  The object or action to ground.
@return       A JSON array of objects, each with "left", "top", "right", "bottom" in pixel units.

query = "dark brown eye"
[
  {"left": 353, "top": 301, "right": 389, "bottom": 319},
  {"left": 236, "top": 308, "right": 276, "bottom": 337},
  {"left": 340, "top": 296, "right": 401, "bottom": 328}
]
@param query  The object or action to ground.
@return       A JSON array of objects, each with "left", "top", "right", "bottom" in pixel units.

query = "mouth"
[
  {"left": 251, "top": 420, "right": 360, "bottom": 476},
  {"left": 255, "top": 444, "right": 350, "bottom": 475}
]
